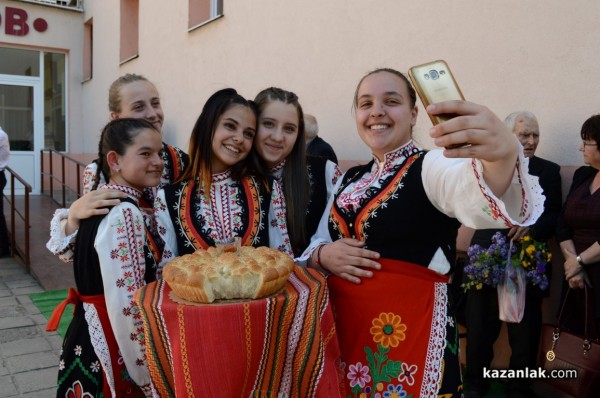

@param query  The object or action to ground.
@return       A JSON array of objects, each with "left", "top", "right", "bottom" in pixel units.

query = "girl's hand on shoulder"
[
  {"left": 68, "top": 189, "right": 127, "bottom": 230},
  {"left": 427, "top": 100, "right": 518, "bottom": 163},
  {"left": 320, "top": 238, "right": 380, "bottom": 284}
]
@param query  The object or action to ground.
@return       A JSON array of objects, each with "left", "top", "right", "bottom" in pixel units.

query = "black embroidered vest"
[
  {"left": 329, "top": 153, "right": 460, "bottom": 270},
  {"left": 163, "top": 175, "right": 272, "bottom": 255}
]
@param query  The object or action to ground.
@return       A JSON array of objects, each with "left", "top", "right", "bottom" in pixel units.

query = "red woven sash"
[{"left": 46, "top": 288, "right": 104, "bottom": 332}]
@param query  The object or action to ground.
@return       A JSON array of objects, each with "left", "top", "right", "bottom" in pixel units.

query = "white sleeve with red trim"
[{"left": 421, "top": 148, "right": 544, "bottom": 229}]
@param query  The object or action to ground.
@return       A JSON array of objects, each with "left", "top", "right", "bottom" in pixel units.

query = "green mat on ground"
[{"left": 30, "top": 289, "right": 72, "bottom": 338}]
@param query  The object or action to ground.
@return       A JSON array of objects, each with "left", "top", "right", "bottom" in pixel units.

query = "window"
[
  {"left": 0, "top": 47, "right": 40, "bottom": 76},
  {"left": 189, "top": 0, "right": 223, "bottom": 30},
  {"left": 83, "top": 17, "right": 93, "bottom": 81},
  {"left": 120, "top": 0, "right": 139, "bottom": 63}
]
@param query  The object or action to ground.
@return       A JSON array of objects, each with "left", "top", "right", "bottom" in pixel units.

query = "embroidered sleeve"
[
  {"left": 154, "top": 189, "right": 178, "bottom": 273},
  {"left": 295, "top": 174, "right": 345, "bottom": 265},
  {"left": 325, "top": 160, "right": 343, "bottom": 202},
  {"left": 82, "top": 162, "right": 105, "bottom": 195},
  {"left": 95, "top": 203, "right": 151, "bottom": 389},
  {"left": 268, "top": 179, "right": 294, "bottom": 257},
  {"left": 45, "top": 208, "right": 77, "bottom": 263},
  {"left": 422, "top": 148, "right": 544, "bottom": 229}
]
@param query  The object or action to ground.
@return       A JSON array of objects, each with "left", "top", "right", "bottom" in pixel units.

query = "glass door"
[{"left": 0, "top": 77, "right": 43, "bottom": 194}]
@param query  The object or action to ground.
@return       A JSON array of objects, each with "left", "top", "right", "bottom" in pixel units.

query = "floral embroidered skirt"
[
  {"left": 57, "top": 302, "right": 145, "bottom": 398},
  {"left": 327, "top": 259, "right": 463, "bottom": 398}
]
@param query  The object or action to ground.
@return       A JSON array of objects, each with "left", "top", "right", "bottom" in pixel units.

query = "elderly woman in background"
[{"left": 557, "top": 114, "right": 600, "bottom": 336}]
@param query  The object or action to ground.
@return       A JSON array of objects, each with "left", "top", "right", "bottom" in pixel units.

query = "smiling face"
[
  {"left": 355, "top": 71, "right": 418, "bottom": 160},
  {"left": 112, "top": 80, "right": 164, "bottom": 132},
  {"left": 255, "top": 101, "right": 300, "bottom": 168},
  {"left": 108, "top": 128, "right": 164, "bottom": 191},
  {"left": 211, "top": 104, "right": 257, "bottom": 173}
]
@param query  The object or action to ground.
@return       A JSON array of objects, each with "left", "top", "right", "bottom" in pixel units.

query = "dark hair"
[
  {"left": 352, "top": 68, "right": 417, "bottom": 110},
  {"left": 92, "top": 118, "right": 159, "bottom": 190},
  {"left": 179, "top": 88, "right": 259, "bottom": 191},
  {"left": 254, "top": 87, "right": 310, "bottom": 255},
  {"left": 581, "top": 114, "right": 600, "bottom": 146},
  {"left": 108, "top": 73, "right": 155, "bottom": 113}
]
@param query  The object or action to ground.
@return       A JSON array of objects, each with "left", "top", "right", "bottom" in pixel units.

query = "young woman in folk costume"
[
  {"left": 48, "top": 118, "right": 164, "bottom": 397},
  {"left": 253, "top": 87, "right": 342, "bottom": 256},
  {"left": 299, "top": 68, "right": 544, "bottom": 397},
  {"left": 47, "top": 74, "right": 188, "bottom": 267},
  {"left": 154, "top": 88, "right": 292, "bottom": 263}
]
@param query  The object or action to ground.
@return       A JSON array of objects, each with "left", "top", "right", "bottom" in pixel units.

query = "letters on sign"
[{"left": 0, "top": 7, "right": 49, "bottom": 36}]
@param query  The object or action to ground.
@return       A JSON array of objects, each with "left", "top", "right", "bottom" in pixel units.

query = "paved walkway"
[{"left": 0, "top": 256, "right": 60, "bottom": 397}]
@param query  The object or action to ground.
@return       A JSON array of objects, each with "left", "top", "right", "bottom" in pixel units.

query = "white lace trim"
[
  {"left": 420, "top": 282, "right": 447, "bottom": 398},
  {"left": 46, "top": 208, "right": 77, "bottom": 263},
  {"left": 84, "top": 303, "right": 116, "bottom": 397},
  {"left": 471, "top": 148, "right": 545, "bottom": 226},
  {"left": 515, "top": 152, "right": 545, "bottom": 224}
]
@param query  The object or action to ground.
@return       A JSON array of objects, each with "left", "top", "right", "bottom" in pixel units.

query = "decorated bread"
[{"left": 162, "top": 246, "right": 295, "bottom": 303}]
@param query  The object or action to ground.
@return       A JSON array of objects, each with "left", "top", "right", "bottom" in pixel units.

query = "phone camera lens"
[
  {"left": 439, "top": 70, "right": 446, "bottom": 75},
  {"left": 424, "top": 74, "right": 430, "bottom": 80},
  {"left": 428, "top": 69, "right": 439, "bottom": 80}
]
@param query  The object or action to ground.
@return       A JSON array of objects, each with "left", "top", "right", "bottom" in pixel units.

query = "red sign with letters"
[{"left": 0, "top": 6, "right": 49, "bottom": 36}]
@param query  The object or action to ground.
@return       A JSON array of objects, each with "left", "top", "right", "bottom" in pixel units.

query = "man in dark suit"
[
  {"left": 463, "top": 112, "right": 562, "bottom": 398},
  {"left": 304, "top": 114, "right": 338, "bottom": 164}
]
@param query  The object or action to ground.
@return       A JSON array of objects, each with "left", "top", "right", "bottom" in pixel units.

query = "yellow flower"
[
  {"left": 522, "top": 235, "right": 531, "bottom": 242},
  {"left": 377, "top": 383, "right": 384, "bottom": 392},
  {"left": 370, "top": 312, "right": 407, "bottom": 348},
  {"left": 526, "top": 245, "right": 536, "bottom": 255}
]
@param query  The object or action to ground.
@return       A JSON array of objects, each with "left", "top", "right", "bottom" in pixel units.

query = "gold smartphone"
[{"left": 408, "top": 60, "right": 466, "bottom": 148}]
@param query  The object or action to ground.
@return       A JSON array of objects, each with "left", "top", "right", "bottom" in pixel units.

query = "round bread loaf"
[{"left": 162, "top": 246, "right": 295, "bottom": 303}]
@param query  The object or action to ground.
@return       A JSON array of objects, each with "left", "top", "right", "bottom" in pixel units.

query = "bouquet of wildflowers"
[
  {"left": 516, "top": 234, "right": 551, "bottom": 290},
  {"left": 461, "top": 232, "right": 550, "bottom": 291}
]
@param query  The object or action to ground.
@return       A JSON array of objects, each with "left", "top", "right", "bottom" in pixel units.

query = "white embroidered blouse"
[{"left": 81, "top": 184, "right": 152, "bottom": 394}]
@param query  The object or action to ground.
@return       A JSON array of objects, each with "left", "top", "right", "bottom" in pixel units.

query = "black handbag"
[{"left": 539, "top": 287, "right": 600, "bottom": 398}]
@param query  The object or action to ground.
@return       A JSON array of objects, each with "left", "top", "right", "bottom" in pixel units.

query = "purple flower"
[{"left": 462, "top": 232, "right": 549, "bottom": 291}]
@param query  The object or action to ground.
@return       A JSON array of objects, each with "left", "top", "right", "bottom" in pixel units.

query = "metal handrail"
[
  {"left": 40, "top": 148, "right": 88, "bottom": 207},
  {"left": 4, "top": 166, "right": 32, "bottom": 270}
]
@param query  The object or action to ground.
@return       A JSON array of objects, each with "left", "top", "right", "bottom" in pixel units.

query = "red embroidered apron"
[
  {"left": 48, "top": 288, "right": 144, "bottom": 397},
  {"left": 328, "top": 259, "right": 450, "bottom": 398}
]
